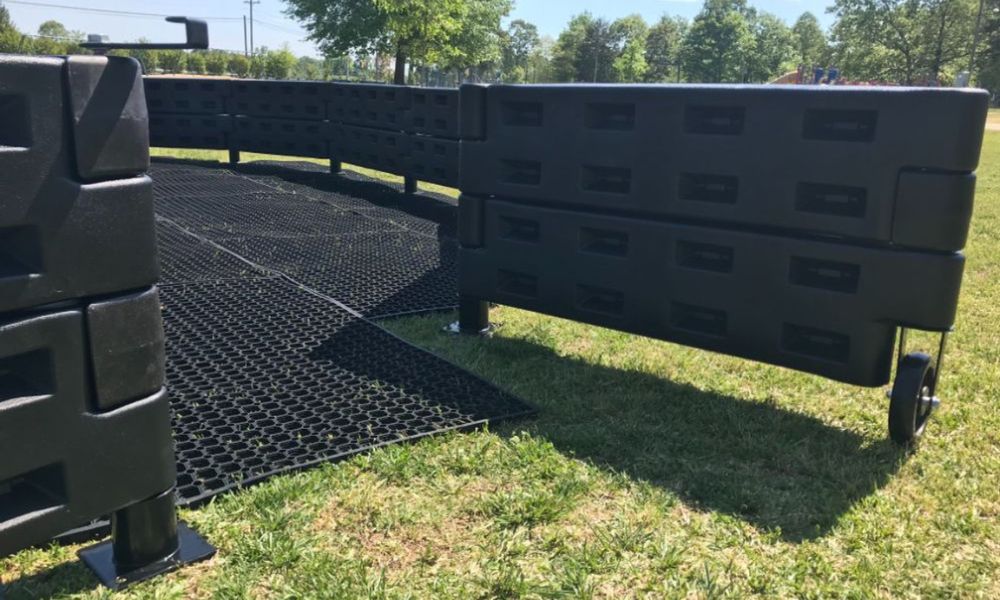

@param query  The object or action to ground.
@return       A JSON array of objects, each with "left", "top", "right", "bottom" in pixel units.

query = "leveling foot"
[{"left": 78, "top": 488, "right": 215, "bottom": 590}]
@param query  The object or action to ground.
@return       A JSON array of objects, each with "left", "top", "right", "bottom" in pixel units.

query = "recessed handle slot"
[
  {"left": 676, "top": 241, "right": 734, "bottom": 273},
  {"left": 580, "top": 227, "right": 628, "bottom": 257},
  {"left": 790, "top": 257, "right": 860, "bottom": 293},
  {"left": 577, "top": 285, "right": 624, "bottom": 316},
  {"left": 1, "top": 349, "right": 53, "bottom": 404},
  {"left": 0, "top": 95, "right": 32, "bottom": 148},
  {"left": 670, "top": 302, "right": 728, "bottom": 337},
  {"left": 679, "top": 173, "right": 738, "bottom": 204},
  {"left": 585, "top": 103, "right": 635, "bottom": 131},
  {"left": 684, "top": 106, "right": 745, "bottom": 135},
  {"left": 582, "top": 165, "right": 631, "bottom": 194},
  {"left": 499, "top": 216, "right": 540, "bottom": 243},
  {"left": 803, "top": 109, "right": 877, "bottom": 142},
  {"left": 796, "top": 182, "right": 867, "bottom": 218},
  {"left": 501, "top": 101, "right": 543, "bottom": 127},
  {"left": 498, "top": 269, "right": 538, "bottom": 298},
  {"left": 500, "top": 159, "right": 541, "bottom": 185},
  {"left": 782, "top": 324, "right": 850, "bottom": 363},
  {"left": 0, "top": 226, "right": 44, "bottom": 281},
  {"left": 0, "top": 464, "right": 67, "bottom": 526}
]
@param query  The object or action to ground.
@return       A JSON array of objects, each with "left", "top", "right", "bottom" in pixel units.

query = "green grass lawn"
[{"left": 4, "top": 137, "right": 999, "bottom": 598}]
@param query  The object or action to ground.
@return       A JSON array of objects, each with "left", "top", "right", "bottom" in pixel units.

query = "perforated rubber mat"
[
  {"left": 150, "top": 159, "right": 459, "bottom": 317},
  {"left": 54, "top": 161, "right": 529, "bottom": 542},
  {"left": 161, "top": 276, "right": 532, "bottom": 505},
  {"left": 151, "top": 162, "right": 532, "bottom": 504}
]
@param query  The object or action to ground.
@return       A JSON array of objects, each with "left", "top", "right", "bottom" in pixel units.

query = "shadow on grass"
[
  {"left": 417, "top": 331, "right": 905, "bottom": 543},
  {"left": 2, "top": 558, "right": 100, "bottom": 600}
]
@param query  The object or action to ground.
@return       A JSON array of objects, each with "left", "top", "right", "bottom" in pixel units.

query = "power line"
[
  {"left": 5, "top": 0, "right": 241, "bottom": 21},
  {"left": 253, "top": 19, "right": 302, "bottom": 37}
]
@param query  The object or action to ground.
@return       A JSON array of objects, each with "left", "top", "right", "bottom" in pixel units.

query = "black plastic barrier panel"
[
  {"left": 0, "top": 302, "right": 175, "bottom": 556},
  {"left": 329, "top": 123, "right": 409, "bottom": 175},
  {"left": 456, "top": 83, "right": 989, "bottom": 446},
  {"left": 459, "top": 85, "right": 987, "bottom": 252},
  {"left": 407, "top": 87, "right": 460, "bottom": 138},
  {"left": 1, "top": 56, "right": 158, "bottom": 314},
  {"left": 459, "top": 198, "right": 965, "bottom": 386},
  {"left": 229, "top": 80, "right": 328, "bottom": 121},
  {"left": 143, "top": 77, "right": 465, "bottom": 188},
  {"left": 145, "top": 77, "right": 230, "bottom": 114},
  {"left": 2, "top": 54, "right": 214, "bottom": 586},
  {"left": 328, "top": 82, "right": 410, "bottom": 130},
  {"left": 233, "top": 116, "right": 329, "bottom": 158},
  {"left": 150, "top": 114, "right": 232, "bottom": 149}
]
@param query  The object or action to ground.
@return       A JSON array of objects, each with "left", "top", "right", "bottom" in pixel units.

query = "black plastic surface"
[
  {"left": 0, "top": 310, "right": 174, "bottom": 557},
  {"left": 150, "top": 160, "right": 459, "bottom": 318},
  {"left": 0, "top": 175, "right": 159, "bottom": 313},
  {"left": 144, "top": 77, "right": 230, "bottom": 114},
  {"left": 328, "top": 82, "right": 409, "bottom": 130},
  {"left": 407, "top": 87, "right": 460, "bottom": 138},
  {"left": 87, "top": 288, "right": 166, "bottom": 412},
  {"left": 408, "top": 136, "right": 460, "bottom": 187},
  {"left": 329, "top": 123, "right": 409, "bottom": 176},
  {"left": 459, "top": 85, "right": 988, "bottom": 251},
  {"left": 232, "top": 116, "right": 329, "bottom": 158},
  {"left": 149, "top": 114, "right": 232, "bottom": 150},
  {"left": 459, "top": 198, "right": 970, "bottom": 386},
  {"left": 159, "top": 275, "right": 531, "bottom": 504},
  {"left": 228, "top": 80, "right": 328, "bottom": 121},
  {"left": 66, "top": 56, "right": 150, "bottom": 180}
]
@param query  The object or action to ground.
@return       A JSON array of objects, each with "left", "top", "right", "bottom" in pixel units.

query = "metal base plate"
[
  {"left": 444, "top": 321, "right": 495, "bottom": 336},
  {"left": 78, "top": 522, "right": 215, "bottom": 590}
]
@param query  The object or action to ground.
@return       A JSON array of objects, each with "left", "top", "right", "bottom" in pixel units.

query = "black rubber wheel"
[{"left": 888, "top": 352, "right": 937, "bottom": 445}]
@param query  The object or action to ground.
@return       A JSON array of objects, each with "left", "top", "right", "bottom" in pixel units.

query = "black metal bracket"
[
  {"left": 81, "top": 17, "right": 209, "bottom": 51},
  {"left": 78, "top": 487, "right": 216, "bottom": 590}
]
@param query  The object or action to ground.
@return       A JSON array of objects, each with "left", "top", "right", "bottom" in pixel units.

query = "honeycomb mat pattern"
[
  {"left": 150, "top": 159, "right": 459, "bottom": 317},
  {"left": 156, "top": 219, "right": 271, "bottom": 284},
  {"left": 161, "top": 277, "right": 533, "bottom": 505}
]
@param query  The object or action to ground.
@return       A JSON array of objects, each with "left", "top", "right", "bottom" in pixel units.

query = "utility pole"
[
  {"left": 244, "top": 0, "right": 260, "bottom": 58},
  {"left": 243, "top": 15, "right": 248, "bottom": 57}
]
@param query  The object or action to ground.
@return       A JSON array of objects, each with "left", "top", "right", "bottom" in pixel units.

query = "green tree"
[
  {"left": 645, "top": 16, "right": 687, "bottom": 82},
  {"left": 158, "top": 50, "right": 187, "bottom": 73},
  {"left": 551, "top": 13, "right": 593, "bottom": 81},
  {"left": 187, "top": 52, "right": 207, "bottom": 74},
  {"left": 681, "top": 0, "right": 756, "bottom": 82},
  {"left": 611, "top": 14, "right": 649, "bottom": 82},
  {"left": 264, "top": 46, "right": 297, "bottom": 79},
  {"left": 284, "top": 0, "right": 512, "bottom": 84},
  {"left": 745, "top": 12, "right": 795, "bottom": 82},
  {"left": 828, "top": 0, "right": 978, "bottom": 84},
  {"left": 294, "top": 56, "right": 326, "bottom": 80},
  {"left": 228, "top": 53, "right": 251, "bottom": 78},
  {"left": 791, "top": 12, "right": 829, "bottom": 67},
  {"left": 205, "top": 51, "right": 230, "bottom": 76},
  {"left": 0, "top": 6, "right": 29, "bottom": 54},
  {"left": 37, "top": 20, "right": 80, "bottom": 41},
  {"left": 501, "top": 19, "right": 540, "bottom": 81},
  {"left": 127, "top": 42, "right": 160, "bottom": 73}
]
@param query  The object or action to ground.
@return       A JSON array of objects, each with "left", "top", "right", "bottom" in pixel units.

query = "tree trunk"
[{"left": 394, "top": 49, "right": 406, "bottom": 85}]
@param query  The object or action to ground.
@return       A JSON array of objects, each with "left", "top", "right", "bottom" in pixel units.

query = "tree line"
[{"left": 2, "top": 0, "right": 998, "bottom": 97}]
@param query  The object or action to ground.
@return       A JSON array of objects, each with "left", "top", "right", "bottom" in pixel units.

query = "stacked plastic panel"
[
  {"left": 0, "top": 55, "right": 174, "bottom": 556},
  {"left": 144, "top": 77, "right": 464, "bottom": 187},
  {"left": 457, "top": 84, "right": 989, "bottom": 386}
]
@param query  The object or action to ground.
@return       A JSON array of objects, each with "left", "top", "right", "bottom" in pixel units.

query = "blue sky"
[{"left": 4, "top": 0, "right": 837, "bottom": 58}]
